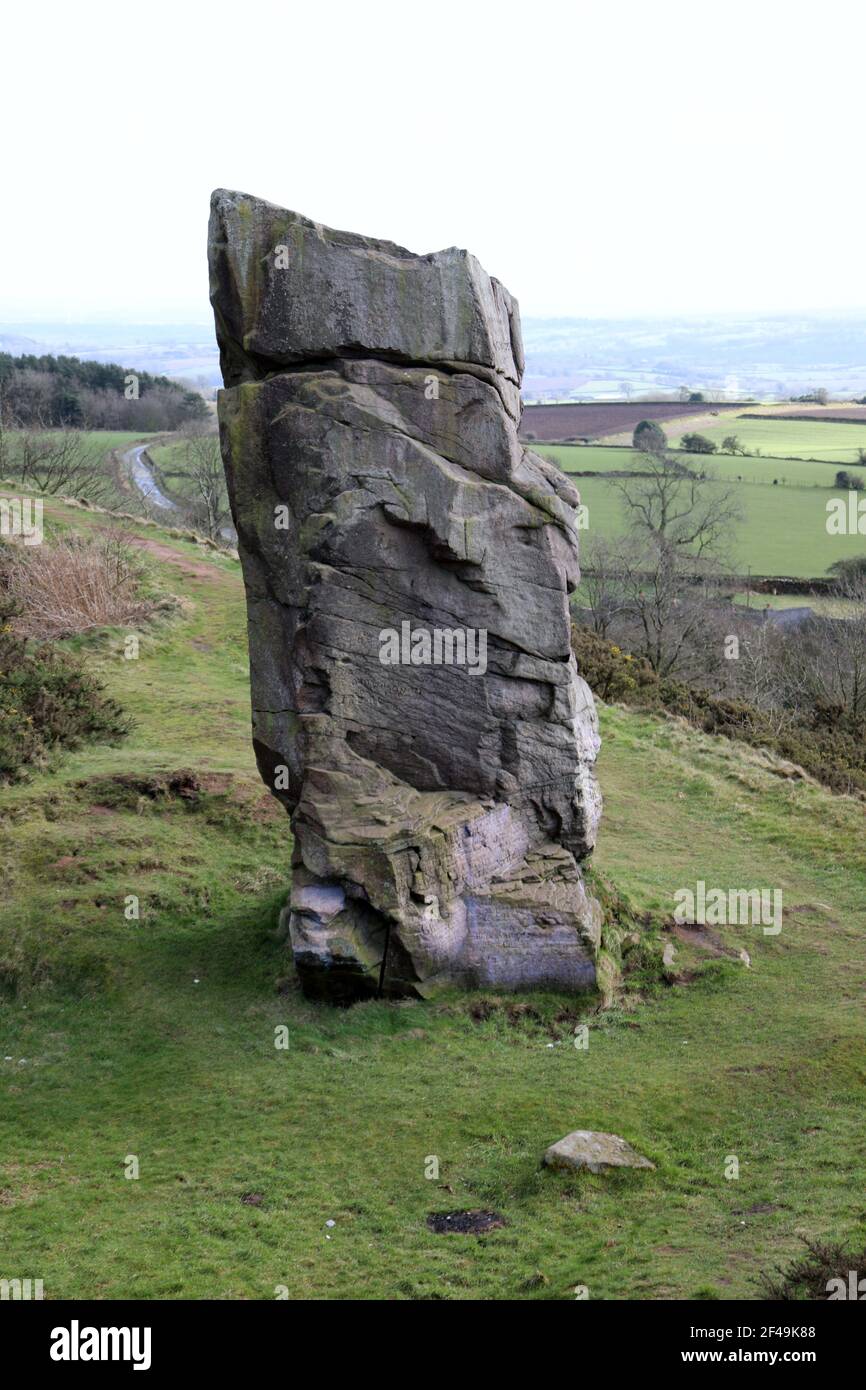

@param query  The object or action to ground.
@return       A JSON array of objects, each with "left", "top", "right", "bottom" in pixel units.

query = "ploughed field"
[{"left": 520, "top": 400, "right": 743, "bottom": 442}]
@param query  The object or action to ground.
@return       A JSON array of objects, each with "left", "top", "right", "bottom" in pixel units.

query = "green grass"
[
  {"left": 1, "top": 498, "right": 866, "bottom": 1299},
  {"left": 534, "top": 447, "right": 866, "bottom": 577},
  {"left": 2, "top": 429, "right": 158, "bottom": 466},
  {"left": 537, "top": 442, "right": 845, "bottom": 489},
  {"left": 669, "top": 414, "right": 866, "bottom": 464},
  {"left": 730, "top": 592, "right": 858, "bottom": 617},
  {"left": 535, "top": 443, "right": 691, "bottom": 475}
]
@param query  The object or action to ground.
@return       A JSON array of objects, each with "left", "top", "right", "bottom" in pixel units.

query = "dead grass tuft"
[{"left": 1, "top": 528, "right": 155, "bottom": 638}]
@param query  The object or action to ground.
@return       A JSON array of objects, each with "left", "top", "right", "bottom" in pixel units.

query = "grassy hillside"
[{"left": 1, "top": 498, "right": 865, "bottom": 1299}]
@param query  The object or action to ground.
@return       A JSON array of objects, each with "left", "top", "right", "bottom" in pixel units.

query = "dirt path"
[{"left": 126, "top": 533, "right": 221, "bottom": 581}]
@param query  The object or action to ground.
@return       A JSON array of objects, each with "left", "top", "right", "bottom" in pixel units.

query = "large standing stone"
[{"left": 209, "top": 189, "right": 603, "bottom": 1002}]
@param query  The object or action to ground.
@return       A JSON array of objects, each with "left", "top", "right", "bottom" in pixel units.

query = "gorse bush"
[
  {"left": 0, "top": 585, "right": 131, "bottom": 782},
  {"left": 572, "top": 624, "right": 866, "bottom": 796},
  {"left": 571, "top": 626, "right": 658, "bottom": 702},
  {"left": 760, "top": 1238, "right": 866, "bottom": 1300}
]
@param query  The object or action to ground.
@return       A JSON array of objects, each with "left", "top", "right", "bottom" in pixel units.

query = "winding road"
[
  {"left": 123, "top": 443, "right": 176, "bottom": 511},
  {"left": 122, "top": 441, "right": 237, "bottom": 542}
]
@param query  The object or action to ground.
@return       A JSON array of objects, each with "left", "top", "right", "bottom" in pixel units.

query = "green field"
[
  {"left": 536, "top": 443, "right": 845, "bottom": 489},
  {"left": 1, "top": 494, "right": 865, "bottom": 1299},
  {"left": 731, "top": 592, "right": 858, "bottom": 617},
  {"left": 668, "top": 414, "right": 866, "bottom": 464},
  {"left": 2, "top": 429, "right": 158, "bottom": 466},
  {"left": 534, "top": 446, "right": 866, "bottom": 577}
]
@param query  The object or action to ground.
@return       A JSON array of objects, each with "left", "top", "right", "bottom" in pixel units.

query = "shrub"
[
  {"left": 680, "top": 432, "right": 717, "bottom": 455},
  {"left": 571, "top": 625, "right": 659, "bottom": 703},
  {"left": 828, "top": 556, "right": 866, "bottom": 583},
  {"left": 632, "top": 419, "right": 667, "bottom": 453},
  {"left": 572, "top": 625, "right": 866, "bottom": 797},
  {"left": 760, "top": 1237, "right": 866, "bottom": 1300},
  {"left": 0, "top": 591, "right": 131, "bottom": 781}
]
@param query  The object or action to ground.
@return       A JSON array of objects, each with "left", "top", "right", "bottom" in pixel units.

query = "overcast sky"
[{"left": 3, "top": 0, "right": 864, "bottom": 323}]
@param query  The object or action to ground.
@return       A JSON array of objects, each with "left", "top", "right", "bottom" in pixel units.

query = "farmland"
[
  {"left": 535, "top": 443, "right": 844, "bottom": 488},
  {"left": 758, "top": 406, "right": 866, "bottom": 424},
  {"left": 533, "top": 445, "right": 866, "bottom": 577},
  {"left": 730, "top": 592, "right": 858, "bottom": 618},
  {"left": 519, "top": 400, "right": 743, "bottom": 443},
  {"left": 667, "top": 414, "right": 866, "bottom": 464}
]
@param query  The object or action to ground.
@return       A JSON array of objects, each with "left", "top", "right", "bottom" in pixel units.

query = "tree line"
[{"left": 0, "top": 352, "right": 208, "bottom": 431}]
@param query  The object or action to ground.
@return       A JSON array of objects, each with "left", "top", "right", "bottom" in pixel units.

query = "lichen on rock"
[{"left": 209, "top": 188, "right": 603, "bottom": 1002}]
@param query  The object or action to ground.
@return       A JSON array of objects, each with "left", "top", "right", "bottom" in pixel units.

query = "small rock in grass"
[{"left": 543, "top": 1130, "right": 655, "bottom": 1173}]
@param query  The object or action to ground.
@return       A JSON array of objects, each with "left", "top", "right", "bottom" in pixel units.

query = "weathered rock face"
[{"left": 209, "top": 188, "right": 602, "bottom": 1002}]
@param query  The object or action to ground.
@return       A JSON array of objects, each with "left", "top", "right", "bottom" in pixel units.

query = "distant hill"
[
  {"left": 0, "top": 322, "right": 221, "bottom": 387},
  {"left": 521, "top": 312, "right": 866, "bottom": 402},
  {"left": 0, "top": 331, "right": 48, "bottom": 355},
  {"left": 5, "top": 311, "right": 866, "bottom": 406}
]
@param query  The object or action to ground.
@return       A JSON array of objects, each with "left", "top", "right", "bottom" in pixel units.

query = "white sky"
[{"left": 2, "top": 0, "right": 864, "bottom": 323}]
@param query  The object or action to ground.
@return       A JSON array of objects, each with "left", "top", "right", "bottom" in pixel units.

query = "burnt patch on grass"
[{"left": 427, "top": 1209, "right": 506, "bottom": 1236}]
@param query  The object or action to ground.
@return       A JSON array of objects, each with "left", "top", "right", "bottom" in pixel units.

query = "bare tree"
[
  {"left": 612, "top": 450, "right": 742, "bottom": 562},
  {"left": 584, "top": 451, "right": 744, "bottom": 676},
  {"left": 799, "top": 577, "right": 866, "bottom": 721},
  {"left": 17, "top": 429, "right": 115, "bottom": 503},
  {"left": 578, "top": 534, "right": 632, "bottom": 638},
  {"left": 179, "top": 429, "right": 231, "bottom": 540},
  {"left": 611, "top": 540, "right": 732, "bottom": 677}
]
